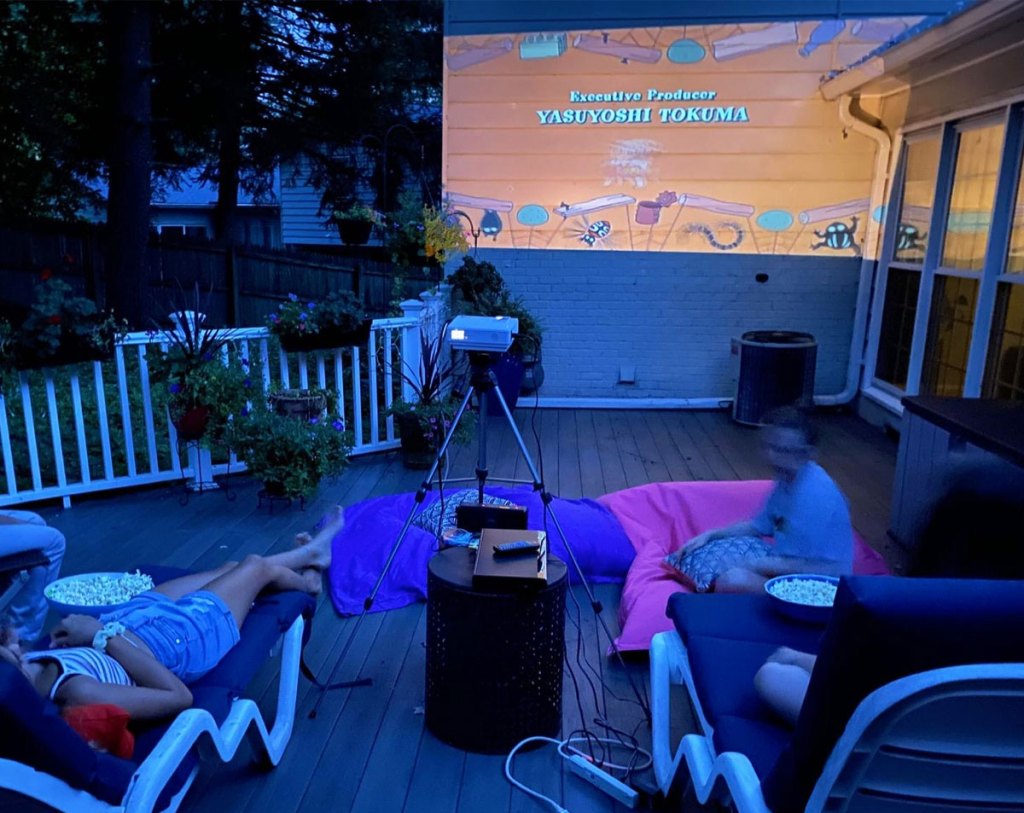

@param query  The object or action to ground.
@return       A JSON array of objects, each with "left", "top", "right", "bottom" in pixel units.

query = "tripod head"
[{"left": 467, "top": 351, "right": 501, "bottom": 391}]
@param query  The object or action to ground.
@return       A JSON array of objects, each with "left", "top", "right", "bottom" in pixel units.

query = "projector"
[{"left": 448, "top": 314, "right": 518, "bottom": 353}]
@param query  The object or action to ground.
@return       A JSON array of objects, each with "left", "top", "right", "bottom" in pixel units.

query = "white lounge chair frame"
[
  {"left": 650, "top": 629, "right": 1024, "bottom": 812},
  {"left": 0, "top": 615, "right": 305, "bottom": 813}
]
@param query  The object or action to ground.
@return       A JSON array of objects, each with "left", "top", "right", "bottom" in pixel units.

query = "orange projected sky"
[{"left": 442, "top": 18, "right": 920, "bottom": 256}]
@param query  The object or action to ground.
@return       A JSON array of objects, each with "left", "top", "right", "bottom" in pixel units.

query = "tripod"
[{"left": 308, "top": 352, "right": 651, "bottom": 723}]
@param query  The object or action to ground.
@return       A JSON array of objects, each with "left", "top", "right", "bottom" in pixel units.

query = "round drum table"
[{"left": 425, "top": 546, "right": 567, "bottom": 753}]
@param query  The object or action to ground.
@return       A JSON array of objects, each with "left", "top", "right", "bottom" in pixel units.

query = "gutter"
[{"left": 814, "top": 95, "right": 891, "bottom": 407}]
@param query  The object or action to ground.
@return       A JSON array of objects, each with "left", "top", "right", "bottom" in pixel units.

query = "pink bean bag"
[{"left": 597, "top": 480, "right": 891, "bottom": 652}]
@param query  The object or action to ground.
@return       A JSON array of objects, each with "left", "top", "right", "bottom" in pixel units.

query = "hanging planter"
[
  {"left": 335, "top": 219, "right": 374, "bottom": 246},
  {"left": 277, "top": 319, "right": 372, "bottom": 353}
]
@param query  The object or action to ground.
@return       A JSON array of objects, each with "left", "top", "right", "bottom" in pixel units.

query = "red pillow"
[{"left": 62, "top": 704, "right": 135, "bottom": 759}]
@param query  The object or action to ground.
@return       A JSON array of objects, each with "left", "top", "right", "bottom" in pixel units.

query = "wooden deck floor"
[{"left": 19, "top": 408, "right": 899, "bottom": 813}]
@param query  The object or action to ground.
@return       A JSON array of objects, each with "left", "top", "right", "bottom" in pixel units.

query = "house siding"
[
  {"left": 280, "top": 156, "right": 341, "bottom": 247},
  {"left": 472, "top": 247, "right": 859, "bottom": 400}
]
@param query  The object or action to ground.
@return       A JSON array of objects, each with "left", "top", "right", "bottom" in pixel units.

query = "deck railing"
[{"left": 0, "top": 292, "right": 446, "bottom": 508}]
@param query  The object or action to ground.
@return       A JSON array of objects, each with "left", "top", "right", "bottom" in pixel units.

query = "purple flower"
[
  {"left": 241, "top": 358, "right": 250, "bottom": 367},
  {"left": 288, "top": 293, "right": 298, "bottom": 302},
  {"left": 332, "top": 419, "right": 345, "bottom": 431},
  {"left": 299, "top": 313, "right": 307, "bottom": 320},
  {"left": 271, "top": 313, "right": 280, "bottom": 322},
  {"left": 307, "top": 302, "right": 316, "bottom": 309},
  {"left": 241, "top": 406, "right": 250, "bottom": 416},
  {"left": 308, "top": 417, "right": 320, "bottom": 425},
  {"left": 169, "top": 382, "right": 181, "bottom": 394},
  {"left": 243, "top": 378, "right": 252, "bottom": 388}
]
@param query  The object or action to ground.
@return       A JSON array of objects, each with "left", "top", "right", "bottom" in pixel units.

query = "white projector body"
[{"left": 448, "top": 314, "right": 518, "bottom": 353}]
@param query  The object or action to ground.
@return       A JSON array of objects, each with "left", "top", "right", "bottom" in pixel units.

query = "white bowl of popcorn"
[
  {"left": 45, "top": 571, "right": 155, "bottom": 618},
  {"left": 764, "top": 574, "right": 840, "bottom": 625}
]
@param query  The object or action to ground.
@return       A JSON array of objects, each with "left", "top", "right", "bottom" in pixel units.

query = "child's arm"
[{"left": 50, "top": 615, "right": 193, "bottom": 720}]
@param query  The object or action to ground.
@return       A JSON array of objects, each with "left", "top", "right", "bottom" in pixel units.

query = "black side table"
[{"left": 425, "top": 546, "right": 567, "bottom": 754}]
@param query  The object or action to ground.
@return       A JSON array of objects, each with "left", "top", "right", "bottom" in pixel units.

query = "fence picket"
[{"left": 69, "top": 372, "right": 90, "bottom": 484}]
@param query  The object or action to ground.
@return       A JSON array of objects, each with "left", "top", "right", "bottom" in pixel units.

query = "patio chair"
[
  {"left": 0, "top": 566, "right": 315, "bottom": 813},
  {"left": 0, "top": 548, "right": 52, "bottom": 615},
  {"left": 650, "top": 576, "right": 1024, "bottom": 812}
]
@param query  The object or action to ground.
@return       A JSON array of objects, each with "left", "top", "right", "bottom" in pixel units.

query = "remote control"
[{"left": 492, "top": 539, "right": 541, "bottom": 557}]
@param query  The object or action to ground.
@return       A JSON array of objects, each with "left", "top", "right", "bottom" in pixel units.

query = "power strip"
[{"left": 565, "top": 754, "right": 639, "bottom": 809}]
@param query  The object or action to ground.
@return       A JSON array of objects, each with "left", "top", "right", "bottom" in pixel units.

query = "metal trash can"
[{"left": 733, "top": 331, "right": 817, "bottom": 426}]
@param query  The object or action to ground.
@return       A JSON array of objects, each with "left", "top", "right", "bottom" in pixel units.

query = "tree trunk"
[
  {"left": 212, "top": 1, "right": 243, "bottom": 246},
  {"left": 105, "top": 2, "right": 152, "bottom": 328}
]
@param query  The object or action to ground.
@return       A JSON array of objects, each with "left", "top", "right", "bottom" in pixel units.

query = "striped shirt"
[{"left": 26, "top": 648, "right": 135, "bottom": 699}]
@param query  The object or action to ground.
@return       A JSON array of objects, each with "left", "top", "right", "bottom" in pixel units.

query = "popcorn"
[
  {"left": 767, "top": 576, "right": 837, "bottom": 607},
  {"left": 47, "top": 571, "right": 154, "bottom": 607}
]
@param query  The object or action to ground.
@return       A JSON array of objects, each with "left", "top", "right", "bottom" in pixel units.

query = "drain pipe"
[{"left": 814, "top": 94, "right": 891, "bottom": 407}]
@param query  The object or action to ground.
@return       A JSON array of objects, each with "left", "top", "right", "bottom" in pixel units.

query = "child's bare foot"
[
  {"left": 306, "top": 505, "right": 343, "bottom": 570},
  {"left": 294, "top": 532, "right": 313, "bottom": 548},
  {"left": 301, "top": 567, "right": 323, "bottom": 596}
]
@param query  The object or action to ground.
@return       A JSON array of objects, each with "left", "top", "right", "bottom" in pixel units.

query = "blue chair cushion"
[
  {"left": 667, "top": 592, "right": 825, "bottom": 651},
  {"left": 687, "top": 635, "right": 783, "bottom": 726},
  {"left": 711, "top": 715, "right": 792, "bottom": 782},
  {"left": 762, "top": 576, "right": 1024, "bottom": 813},
  {"left": 0, "top": 662, "right": 135, "bottom": 805}
]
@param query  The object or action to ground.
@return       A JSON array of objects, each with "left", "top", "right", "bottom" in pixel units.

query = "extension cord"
[{"left": 565, "top": 754, "right": 639, "bottom": 809}]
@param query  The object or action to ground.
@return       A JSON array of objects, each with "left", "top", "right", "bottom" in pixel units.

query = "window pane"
[
  {"left": 874, "top": 267, "right": 921, "bottom": 390},
  {"left": 922, "top": 275, "right": 980, "bottom": 396},
  {"left": 984, "top": 282, "right": 1024, "bottom": 399},
  {"left": 942, "top": 123, "right": 1005, "bottom": 271},
  {"left": 1006, "top": 152, "right": 1024, "bottom": 274},
  {"left": 894, "top": 137, "right": 940, "bottom": 264}
]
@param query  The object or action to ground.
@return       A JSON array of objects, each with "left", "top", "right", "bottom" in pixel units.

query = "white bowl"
[
  {"left": 764, "top": 574, "right": 840, "bottom": 625},
  {"left": 44, "top": 571, "right": 153, "bottom": 618}
]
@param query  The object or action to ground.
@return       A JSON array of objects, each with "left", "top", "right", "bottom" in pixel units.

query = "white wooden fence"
[{"left": 0, "top": 292, "right": 445, "bottom": 508}]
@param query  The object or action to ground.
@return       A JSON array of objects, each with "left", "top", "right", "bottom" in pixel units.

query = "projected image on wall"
[{"left": 442, "top": 17, "right": 921, "bottom": 255}]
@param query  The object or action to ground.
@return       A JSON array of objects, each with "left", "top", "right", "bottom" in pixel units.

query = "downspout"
[{"left": 814, "top": 94, "right": 891, "bottom": 407}]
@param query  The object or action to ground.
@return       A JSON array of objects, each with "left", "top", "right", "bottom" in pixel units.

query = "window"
[
  {"left": 984, "top": 282, "right": 1024, "bottom": 399},
  {"left": 921, "top": 274, "right": 980, "bottom": 396},
  {"left": 874, "top": 268, "right": 921, "bottom": 390},
  {"left": 941, "top": 122, "right": 1005, "bottom": 271},
  {"left": 1006, "top": 151, "right": 1024, "bottom": 274},
  {"left": 893, "top": 137, "right": 941, "bottom": 264}
]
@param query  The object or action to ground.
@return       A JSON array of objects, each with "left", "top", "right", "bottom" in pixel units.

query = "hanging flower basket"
[
  {"left": 278, "top": 319, "right": 372, "bottom": 353},
  {"left": 335, "top": 219, "right": 374, "bottom": 246}
]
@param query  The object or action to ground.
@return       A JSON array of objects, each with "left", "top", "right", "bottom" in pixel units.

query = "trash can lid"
[{"left": 740, "top": 330, "right": 816, "bottom": 347}]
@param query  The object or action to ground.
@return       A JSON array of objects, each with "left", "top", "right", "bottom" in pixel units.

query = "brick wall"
[{"left": 470, "top": 248, "right": 862, "bottom": 402}]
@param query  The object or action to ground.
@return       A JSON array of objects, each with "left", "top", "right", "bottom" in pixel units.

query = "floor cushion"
[
  {"left": 327, "top": 485, "right": 635, "bottom": 616},
  {"left": 599, "top": 481, "right": 890, "bottom": 651}
]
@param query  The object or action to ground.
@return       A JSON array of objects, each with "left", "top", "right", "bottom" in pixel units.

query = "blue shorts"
[{"left": 100, "top": 590, "right": 240, "bottom": 683}]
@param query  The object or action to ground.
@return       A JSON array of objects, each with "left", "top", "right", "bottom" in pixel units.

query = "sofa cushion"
[
  {"left": 762, "top": 576, "right": 1024, "bottom": 813},
  {"left": 667, "top": 592, "right": 826, "bottom": 652},
  {"left": 664, "top": 536, "right": 773, "bottom": 592}
]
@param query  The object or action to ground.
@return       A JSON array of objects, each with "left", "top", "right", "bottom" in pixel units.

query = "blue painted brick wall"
[{"left": 471, "top": 248, "right": 861, "bottom": 401}]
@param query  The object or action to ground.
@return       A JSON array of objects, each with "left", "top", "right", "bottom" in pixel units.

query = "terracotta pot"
[
  {"left": 173, "top": 405, "right": 211, "bottom": 441},
  {"left": 278, "top": 319, "right": 372, "bottom": 352},
  {"left": 270, "top": 390, "right": 327, "bottom": 421},
  {"left": 335, "top": 219, "right": 373, "bottom": 245}
]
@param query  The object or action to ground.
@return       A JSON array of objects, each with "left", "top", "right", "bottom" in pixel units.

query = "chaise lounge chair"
[
  {"left": 650, "top": 576, "right": 1024, "bottom": 812},
  {"left": 0, "top": 549, "right": 52, "bottom": 616},
  {"left": 0, "top": 566, "right": 315, "bottom": 813}
]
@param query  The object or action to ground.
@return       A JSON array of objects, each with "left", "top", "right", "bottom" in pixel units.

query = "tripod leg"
[
  {"left": 307, "top": 386, "right": 478, "bottom": 720},
  {"left": 487, "top": 381, "right": 653, "bottom": 723}
]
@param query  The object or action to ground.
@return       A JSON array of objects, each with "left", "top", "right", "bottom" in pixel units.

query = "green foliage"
[
  {"left": 226, "top": 405, "right": 353, "bottom": 499},
  {"left": 331, "top": 203, "right": 377, "bottom": 222},
  {"left": 266, "top": 291, "right": 366, "bottom": 340},
  {"left": 385, "top": 323, "right": 474, "bottom": 447},
  {"left": 12, "top": 276, "right": 128, "bottom": 366},
  {"left": 446, "top": 257, "right": 543, "bottom": 357}
]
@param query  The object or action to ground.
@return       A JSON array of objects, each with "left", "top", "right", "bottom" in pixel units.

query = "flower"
[{"left": 266, "top": 291, "right": 366, "bottom": 343}]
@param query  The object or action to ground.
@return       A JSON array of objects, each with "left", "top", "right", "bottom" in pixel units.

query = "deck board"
[{"left": 17, "top": 406, "right": 899, "bottom": 813}]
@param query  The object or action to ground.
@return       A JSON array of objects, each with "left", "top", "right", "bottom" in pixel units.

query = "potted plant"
[
  {"left": 385, "top": 325, "right": 474, "bottom": 469},
  {"left": 227, "top": 400, "right": 353, "bottom": 500},
  {"left": 446, "top": 257, "right": 543, "bottom": 411},
  {"left": 267, "top": 291, "right": 371, "bottom": 352},
  {"left": 12, "top": 274, "right": 127, "bottom": 369},
  {"left": 147, "top": 308, "right": 253, "bottom": 444},
  {"left": 331, "top": 202, "right": 377, "bottom": 245}
]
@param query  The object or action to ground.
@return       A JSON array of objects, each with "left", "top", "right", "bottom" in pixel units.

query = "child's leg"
[
  {"left": 200, "top": 554, "right": 320, "bottom": 630},
  {"left": 754, "top": 661, "right": 810, "bottom": 726},
  {"left": 152, "top": 562, "right": 238, "bottom": 600}
]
